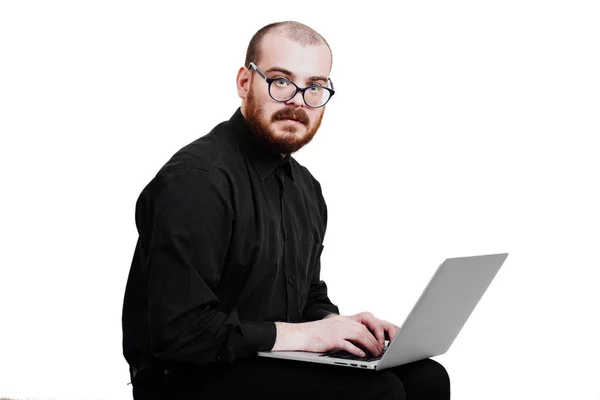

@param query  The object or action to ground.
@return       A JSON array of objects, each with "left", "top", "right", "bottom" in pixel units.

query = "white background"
[{"left": 1, "top": 1, "right": 599, "bottom": 399}]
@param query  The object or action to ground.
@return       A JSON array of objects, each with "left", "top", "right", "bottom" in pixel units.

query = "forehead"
[{"left": 259, "top": 34, "right": 332, "bottom": 78}]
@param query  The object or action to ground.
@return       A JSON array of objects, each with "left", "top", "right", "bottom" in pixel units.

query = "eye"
[
  {"left": 274, "top": 79, "right": 290, "bottom": 87},
  {"left": 307, "top": 84, "right": 323, "bottom": 93}
]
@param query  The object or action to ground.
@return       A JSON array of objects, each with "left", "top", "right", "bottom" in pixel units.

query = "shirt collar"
[{"left": 229, "top": 107, "right": 296, "bottom": 182}]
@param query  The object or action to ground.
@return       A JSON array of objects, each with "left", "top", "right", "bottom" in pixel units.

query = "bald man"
[{"left": 122, "top": 21, "right": 450, "bottom": 400}]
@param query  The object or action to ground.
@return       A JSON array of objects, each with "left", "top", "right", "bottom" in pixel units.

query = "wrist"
[{"left": 273, "top": 321, "right": 309, "bottom": 352}]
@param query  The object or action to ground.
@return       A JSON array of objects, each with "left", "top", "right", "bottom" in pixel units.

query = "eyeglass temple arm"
[{"left": 248, "top": 62, "right": 267, "bottom": 80}]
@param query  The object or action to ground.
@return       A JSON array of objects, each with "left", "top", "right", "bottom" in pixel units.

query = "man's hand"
[
  {"left": 272, "top": 313, "right": 397, "bottom": 358},
  {"left": 348, "top": 312, "right": 399, "bottom": 348}
]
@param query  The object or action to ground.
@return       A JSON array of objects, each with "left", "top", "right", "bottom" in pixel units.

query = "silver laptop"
[{"left": 257, "top": 253, "right": 508, "bottom": 371}]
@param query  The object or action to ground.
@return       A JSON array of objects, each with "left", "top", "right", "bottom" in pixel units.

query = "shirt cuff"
[
  {"left": 242, "top": 321, "right": 277, "bottom": 352},
  {"left": 310, "top": 308, "right": 337, "bottom": 321},
  {"left": 304, "top": 303, "right": 340, "bottom": 322}
]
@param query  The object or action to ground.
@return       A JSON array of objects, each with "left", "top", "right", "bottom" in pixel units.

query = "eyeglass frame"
[{"left": 247, "top": 61, "right": 335, "bottom": 108}]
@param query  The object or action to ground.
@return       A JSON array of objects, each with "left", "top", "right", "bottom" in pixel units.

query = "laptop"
[{"left": 257, "top": 253, "right": 508, "bottom": 371}]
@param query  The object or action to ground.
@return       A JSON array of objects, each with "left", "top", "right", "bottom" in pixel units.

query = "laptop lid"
[{"left": 377, "top": 253, "right": 508, "bottom": 370}]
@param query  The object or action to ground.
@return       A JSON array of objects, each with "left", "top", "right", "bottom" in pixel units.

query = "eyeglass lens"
[{"left": 269, "top": 79, "right": 331, "bottom": 107}]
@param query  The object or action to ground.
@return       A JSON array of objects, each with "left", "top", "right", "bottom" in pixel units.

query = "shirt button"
[{"left": 288, "top": 277, "right": 293, "bottom": 285}]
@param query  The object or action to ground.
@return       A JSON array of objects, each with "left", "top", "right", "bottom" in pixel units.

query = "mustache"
[{"left": 272, "top": 108, "right": 310, "bottom": 126}]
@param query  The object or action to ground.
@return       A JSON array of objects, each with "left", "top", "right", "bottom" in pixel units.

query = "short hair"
[{"left": 244, "top": 21, "right": 332, "bottom": 68}]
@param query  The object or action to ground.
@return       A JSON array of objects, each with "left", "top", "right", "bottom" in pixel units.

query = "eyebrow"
[{"left": 264, "top": 66, "right": 329, "bottom": 84}]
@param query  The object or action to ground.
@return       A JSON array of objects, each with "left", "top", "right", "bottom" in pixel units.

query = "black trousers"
[{"left": 133, "top": 356, "right": 450, "bottom": 400}]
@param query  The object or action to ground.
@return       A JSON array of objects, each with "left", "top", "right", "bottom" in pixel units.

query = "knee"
[
  {"left": 379, "top": 383, "right": 405, "bottom": 400},
  {"left": 425, "top": 359, "right": 451, "bottom": 396},
  {"left": 378, "top": 374, "right": 406, "bottom": 400}
]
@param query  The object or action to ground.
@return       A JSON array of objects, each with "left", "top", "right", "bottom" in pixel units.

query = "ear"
[{"left": 236, "top": 66, "right": 251, "bottom": 100}]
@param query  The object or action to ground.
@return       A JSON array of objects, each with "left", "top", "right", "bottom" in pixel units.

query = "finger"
[
  {"left": 359, "top": 315, "right": 386, "bottom": 350},
  {"left": 372, "top": 324, "right": 385, "bottom": 348},
  {"left": 356, "top": 326, "right": 382, "bottom": 356},
  {"left": 391, "top": 325, "right": 400, "bottom": 341},
  {"left": 340, "top": 340, "right": 366, "bottom": 358},
  {"left": 384, "top": 322, "right": 400, "bottom": 342}
]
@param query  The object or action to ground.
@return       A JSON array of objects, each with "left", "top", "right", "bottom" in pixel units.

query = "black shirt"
[{"left": 122, "top": 108, "right": 339, "bottom": 373}]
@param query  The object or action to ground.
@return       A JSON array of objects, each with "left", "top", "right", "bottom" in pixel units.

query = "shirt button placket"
[{"left": 277, "top": 168, "right": 295, "bottom": 321}]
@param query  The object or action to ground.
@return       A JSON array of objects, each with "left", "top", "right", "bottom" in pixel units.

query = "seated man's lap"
[
  {"left": 391, "top": 359, "right": 450, "bottom": 400},
  {"left": 170, "top": 356, "right": 405, "bottom": 400}
]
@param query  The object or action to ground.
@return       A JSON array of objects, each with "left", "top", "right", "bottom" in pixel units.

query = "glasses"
[{"left": 248, "top": 62, "right": 335, "bottom": 108}]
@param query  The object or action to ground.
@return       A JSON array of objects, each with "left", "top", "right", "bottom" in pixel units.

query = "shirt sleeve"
[
  {"left": 140, "top": 167, "right": 276, "bottom": 366},
  {"left": 302, "top": 188, "right": 340, "bottom": 321},
  {"left": 302, "top": 260, "right": 340, "bottom": 321}
]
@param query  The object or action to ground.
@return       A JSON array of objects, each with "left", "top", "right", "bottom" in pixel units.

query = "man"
[{"left": 122, "top": 21, "right": 450, "bottom": 399}]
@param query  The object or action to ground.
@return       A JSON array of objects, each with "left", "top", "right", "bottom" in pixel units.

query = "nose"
[{"left": 285, "top": 88, "right": 305, "bottom": 107}]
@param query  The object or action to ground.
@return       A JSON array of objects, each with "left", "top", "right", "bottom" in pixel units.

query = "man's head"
[{"left": 236, "top": 21, "right": 333, "bottom": 156}]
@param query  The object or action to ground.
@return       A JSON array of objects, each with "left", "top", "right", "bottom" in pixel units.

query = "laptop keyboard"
[{"left": 319, "top": 347, "right": 387, "bottom": 363}]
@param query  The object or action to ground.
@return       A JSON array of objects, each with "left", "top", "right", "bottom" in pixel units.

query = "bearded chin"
[{"left": 244, "top": 88, "right": 323, "bottom": 155}]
